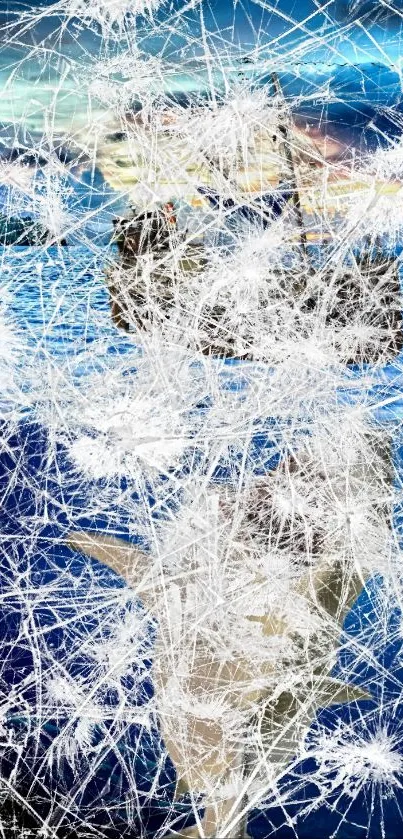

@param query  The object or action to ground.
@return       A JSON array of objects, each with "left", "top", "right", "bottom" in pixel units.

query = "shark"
[{"left": 66, "top": 502, "right": 372, "bottom": 839}]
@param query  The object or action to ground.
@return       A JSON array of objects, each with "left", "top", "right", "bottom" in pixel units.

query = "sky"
[
  {"left": 2, "top": 0, "right": 403, "bottom": 62},
  {"left": 0, "top": 0, "right": 401, "bottom": 231},
  {"left": 0, "top": 0, "right": 403, "bottom": 142}
]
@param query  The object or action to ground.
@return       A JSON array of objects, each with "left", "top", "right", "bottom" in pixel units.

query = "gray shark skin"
[{"left": 66, "top": 530, "right": 372, "bottom": 839}]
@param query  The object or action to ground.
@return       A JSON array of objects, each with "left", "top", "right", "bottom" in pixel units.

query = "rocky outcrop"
[{"left": 0, "top": 214, "right": 67, "bottom": 246}]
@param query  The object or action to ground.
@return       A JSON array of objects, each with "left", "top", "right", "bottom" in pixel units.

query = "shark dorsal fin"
[{"left": 305, "top": 675, "right": 372, "bottom": 707}]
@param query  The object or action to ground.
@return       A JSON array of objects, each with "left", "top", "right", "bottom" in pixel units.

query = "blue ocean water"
[{"left": 1, "top": 245, "right": 403, "bottom": 838}]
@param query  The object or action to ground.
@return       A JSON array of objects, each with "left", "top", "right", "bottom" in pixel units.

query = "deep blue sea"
[{"left": 1, "top": 245, "right": 403, "bottom": 838}]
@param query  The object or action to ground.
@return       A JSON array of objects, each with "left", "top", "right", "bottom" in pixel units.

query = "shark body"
[{"left": 66, "top": 524, "right": 371, "bottom": 839}]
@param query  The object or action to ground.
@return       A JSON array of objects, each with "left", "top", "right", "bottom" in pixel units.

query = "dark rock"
[{"left": 0, "top": 214, "right": 68, "bottom": 246}]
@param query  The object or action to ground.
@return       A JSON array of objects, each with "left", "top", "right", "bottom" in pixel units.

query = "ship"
[{"left": 107, "top": 71, "right": 402, "bottom": 367}]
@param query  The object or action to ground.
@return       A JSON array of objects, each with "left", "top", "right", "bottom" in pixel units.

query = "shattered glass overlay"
[{"left": 1, "top": 1, "right": 403, "bottom": 837}]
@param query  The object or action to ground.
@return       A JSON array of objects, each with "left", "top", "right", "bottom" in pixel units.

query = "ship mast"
[
  {"left": 269, "top": 70, "right": 309, "bottom": 259},
  {"left": 238, "top": 57, "right": 309, "bottom": 260}
]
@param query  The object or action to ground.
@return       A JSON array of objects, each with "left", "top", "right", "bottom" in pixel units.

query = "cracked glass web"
[{"left": 0, "top": 1, "right": 403, "bottom": 837}]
